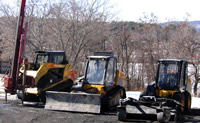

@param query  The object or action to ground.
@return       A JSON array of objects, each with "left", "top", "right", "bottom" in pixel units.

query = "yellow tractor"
[
  {"left": 16, "top": 51, "right": 78, "bottom": 103},
  {"left": 118, "top": 59, "right": 192, "bottom": 122},
  {"left": 45, "top": 52, "right": 127, "bottom": 113}
]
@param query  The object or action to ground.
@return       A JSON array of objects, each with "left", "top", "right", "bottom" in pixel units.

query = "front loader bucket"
[{"left": 45, "top": 91, "right": 101, "bottom": 113}]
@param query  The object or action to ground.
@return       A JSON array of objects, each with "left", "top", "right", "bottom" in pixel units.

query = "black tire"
[
  {"left": 101, "top": 86, "right": 125, "bottom": 111},
  {"left": 174, "top": 110, "right": 179, "bottom": 121},
  {"left": 118, "top": 107, "right": 126, "bottom": 121},
  {"left": 39, "top": 91, "right": 46, "bottom": 104},
  {"left": 173, "top": 93, "right": 185, "bottom": 114},
  {"left": 184, "top": 91, "right": 191, "bottom": 113},
  {"left": 21, "top": 88, "right": 25, "bottom": 105},
  {"left": 17, "top": 90, "right": 40, "bottom": 102},
  {"left": 174, "top": 109, "right": 183, "bottom": 122}
]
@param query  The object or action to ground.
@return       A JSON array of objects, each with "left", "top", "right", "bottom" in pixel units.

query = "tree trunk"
[{"left": 194, "top": 82, "right": 198, "bottom": 97}]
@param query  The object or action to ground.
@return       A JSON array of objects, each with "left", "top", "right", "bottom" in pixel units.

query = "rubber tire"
[
  {"left": 184, "top": 91, "right": 191, "bottom": 113},
  {"left": 21, "top": 88, "right": 25, "bottom": 105},
  {"left": 174, "top": 109, "right": 183, "bottom": 122},
  {"left": 157, "top": 110, "right": 171, "bottom": 123},
  {"left": 118, "top": 108, "right": 126, "bottom": 121},
  {"left": 173, "top": 93, "right": 185, "bottom": 114},
  {"left": 39, "top": 91, "right": 46, "bottom": 104},
  {"left": 17, "top": 90, "right": 40, "bottom": 102}
]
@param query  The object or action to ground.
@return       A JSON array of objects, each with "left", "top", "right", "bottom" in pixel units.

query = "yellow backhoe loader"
[{"left": 45, "top": 52, "right": 127, "bottom": 113}]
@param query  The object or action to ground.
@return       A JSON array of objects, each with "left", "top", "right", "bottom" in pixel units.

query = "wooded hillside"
[{"left": 0, "top": 0, "right": 200, "bottom": 96}]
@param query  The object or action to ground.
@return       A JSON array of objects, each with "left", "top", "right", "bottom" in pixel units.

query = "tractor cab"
[
  {"left": 83, "top": 52, "right": 117, "bottom": 94},
  {"left": 156, "top": 59, "right": 188, "bottom": 91},
  {"left": 140, "top": 59, "right": 189, "bottom": 98},
  {"left": 34, "top": 51, "right": 67, "bottom": 70}
]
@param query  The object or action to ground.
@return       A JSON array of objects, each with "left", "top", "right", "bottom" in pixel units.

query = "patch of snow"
[
  {"left": 126, "top": 91, "right": 141, "bottom": 100},
  {"left": 0, "top": 94, "right": 17, "bottom": 101},
  {"left": 191, "top": 97, "right": 200, "bottom": 109},
  {"left": 0, "top": 80, "right": 3, "bottom": 87}
]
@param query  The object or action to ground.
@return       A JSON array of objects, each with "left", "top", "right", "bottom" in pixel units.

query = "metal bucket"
[{"left": 45, "top": 91, "right": 101, "bottom": 113}]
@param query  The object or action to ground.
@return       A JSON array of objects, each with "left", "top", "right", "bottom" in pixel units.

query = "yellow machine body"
[
  {"left": 17, "top": 51, "right": 78, "bottom": 102},
  {"left": 82, "top": 70, "right": 126, "bottom": 95},
  {"left": 156, "top": 77, "right": 192, "bottom": 98},
  {"left": 45, "top": 52, "right": 127, "bottom": 113}
]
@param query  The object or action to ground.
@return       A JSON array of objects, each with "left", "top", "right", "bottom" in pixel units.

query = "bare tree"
[
  {"left": 45, "top": 0, "right": 111, "bottom": 70},
  {"left": 0, "top": 2, "right": 18, "bottom": 61},
  {"left": 170, "top": 22, "right": 200, "bottom": 96}
]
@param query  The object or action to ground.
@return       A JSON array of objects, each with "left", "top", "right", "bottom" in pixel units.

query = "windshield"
[
  {"left": 36, "top": 54, "right": 48, "bottom": 66},
  {"left": 157, "top": 62, "right": 179, "bottom": 90},
  {"left": 85, "top": 59, "right": 106, "bottom": 84}
]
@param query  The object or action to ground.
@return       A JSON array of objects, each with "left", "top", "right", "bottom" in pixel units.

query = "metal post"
[
  {"left": 10, "top": 0, "right": 26, "bottom": 93},
  {"left": 5, "top": 90, "right": 7, "bottom": 104},
  {"left": 21, "top": 58, "right": 28, "bottom": 105}
]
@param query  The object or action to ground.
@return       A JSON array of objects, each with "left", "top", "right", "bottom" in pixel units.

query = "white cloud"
[{"left": 112, "top": 0, "right": 200, "bottom": 22}]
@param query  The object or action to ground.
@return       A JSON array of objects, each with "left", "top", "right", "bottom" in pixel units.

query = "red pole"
[{"left": 5, "top": 0, "right": 26, "bottom": 94}]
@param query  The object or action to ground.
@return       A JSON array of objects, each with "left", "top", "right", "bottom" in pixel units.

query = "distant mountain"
[
  {"left": 189, "top": 21, "right": 200, "bottom": 31},
  {"left": 161, "top": 21, "right": 200, "bottom": 31}
]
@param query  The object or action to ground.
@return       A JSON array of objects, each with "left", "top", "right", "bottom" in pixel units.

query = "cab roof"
[
  {"left": 35, "top": 51, "right": 65, "bottom": 54},
  {"left": 88, "top": 56, "right": 111, "bottom": 59},
  {"left": 158, "top": 59, "right": 187, "bottom": 62},
  {"left": 87, "top": 52, "right": 114, "bottom": 59}
]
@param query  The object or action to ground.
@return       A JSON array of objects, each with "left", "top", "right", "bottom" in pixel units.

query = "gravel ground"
[
  {"left": 0, "top": 99, "right": 122, "bottom": 123},
  {"left": 0, "top": 99, "right": 200, "bottom": 123}
]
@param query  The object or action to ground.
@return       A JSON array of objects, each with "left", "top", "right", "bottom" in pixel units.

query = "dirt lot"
[
  {"left": 0, "top": 98, "right": 200, "bottom": 123},
  {"left": 0, "top": 99, "right": 121, "bottom": 123}
]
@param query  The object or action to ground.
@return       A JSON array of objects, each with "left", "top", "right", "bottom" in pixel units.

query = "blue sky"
[{"left": 2, "top": 0, "right": 200, "bottom": 22}]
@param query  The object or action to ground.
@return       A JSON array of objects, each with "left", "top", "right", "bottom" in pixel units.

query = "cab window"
[
  {"left": 106, "top": 58, "right": 115, "bottom": 83},
  {"left": 53, "top": 55, "right": 64, "bottom": 64}
]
